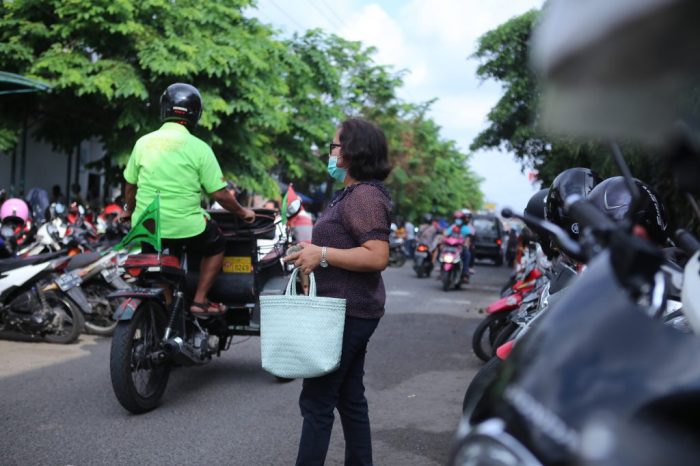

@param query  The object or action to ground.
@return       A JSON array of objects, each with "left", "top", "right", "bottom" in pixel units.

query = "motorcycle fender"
[
  {"left": 66, "top": 287, "right": 93, "bottom": 313},
  {"left": 443, "top": 264, "right": 453, "bottom": 272},
  {"left": 485, "top": 294, "right": 523, "bottom": 314},
  {"left": 113, "top": 297, "right": 142, "bottom": 321}
]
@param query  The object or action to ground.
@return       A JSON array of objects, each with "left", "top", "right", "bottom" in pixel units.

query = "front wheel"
[
  {"left": 110, "top": 301, "right": 170, "bottom": 414},
  {"left": 442, "top": 269, "right": 450, "bottom": 291},
  {"left": 43, "top": 291, "right": 84, "bottom": 344},
  {"left": 472, "top": 312, "right": 509, "bottom": 362}
]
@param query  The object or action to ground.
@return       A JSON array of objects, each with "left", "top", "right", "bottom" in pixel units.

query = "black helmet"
[
  {"left": 545, "top": 167, "right": 602, "bottom": 239},
  {"left": 588, "top": 176, "right": 669, "bottom": 245},
  {"left": 160, "top": 83, "right": 202, "bottom": 127},
  {"left": 422, "top": 213, "right": 433, "bottom": 223},
  {"left": 524, "top": 188, "right": 556, "bottom": 257}
]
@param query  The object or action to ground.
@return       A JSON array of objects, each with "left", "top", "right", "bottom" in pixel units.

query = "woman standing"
[{"left": 284, "top": 118, "right": 392, "bottom": 465}]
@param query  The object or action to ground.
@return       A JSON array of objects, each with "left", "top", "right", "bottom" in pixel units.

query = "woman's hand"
[{"left": 283, "top": 243, "right": 322, "bottom": 275}]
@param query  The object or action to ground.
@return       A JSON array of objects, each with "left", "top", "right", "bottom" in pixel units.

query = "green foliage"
[
  {"left": 471, "top": 9, "right": 698, "bottom": 232},
  {"left": 0, "top": 1, "right": 483, "bottom": 216}
]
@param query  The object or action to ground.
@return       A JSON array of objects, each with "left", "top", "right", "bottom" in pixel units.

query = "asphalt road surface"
[{"left": 0, "top": 261, "right": 510, "bottom": 466}]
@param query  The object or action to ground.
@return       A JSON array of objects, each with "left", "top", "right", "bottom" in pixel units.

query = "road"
[{"left": 0, "top": 261, "right": 510, "bottom": 466}]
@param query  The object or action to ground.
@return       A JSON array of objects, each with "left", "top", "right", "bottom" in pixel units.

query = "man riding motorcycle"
[{"left": 122, "top": 82, "right": 255, "bottom": 317}]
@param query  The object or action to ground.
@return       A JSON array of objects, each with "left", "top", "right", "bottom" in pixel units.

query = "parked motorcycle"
[
  {"left": 0, "top": 252, "right": 85, "bottom": 343},
  {"left": 388, "top": 234, "right": 406, "bottom": 267},
  {"left": 438, "top": 236, "right": 465, "bottom": 291},
  {"left": 412, "top": 242, "right": 433, "bottom": 278},
  {"left": 109, "top": 202, "right": 302, "bottom": 413}
]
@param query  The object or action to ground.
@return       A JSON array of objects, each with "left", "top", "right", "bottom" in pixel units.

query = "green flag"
[
  {"left": 113, "top": 194, "right": 161, "bottom": 251},
  {"left": 280, "top": 190, "right": 288, "bottom": 225}
]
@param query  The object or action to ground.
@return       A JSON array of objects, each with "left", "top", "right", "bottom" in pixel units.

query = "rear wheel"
[
  {"left": 472, "top": 312, "right": 510, "bottom": 362},
  {"left": 110, "top": 301, "right": 170, "bottom": 414},
  {"left": 43, "top": 291, "right": 84, "bottom": 344},
  {"left": 82, "top": 282, "right": 120, "bottom": 336}
]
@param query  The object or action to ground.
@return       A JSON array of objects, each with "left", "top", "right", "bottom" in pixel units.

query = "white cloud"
[{"left": 251, "top": 0, "right": 545, "bottom": 210}]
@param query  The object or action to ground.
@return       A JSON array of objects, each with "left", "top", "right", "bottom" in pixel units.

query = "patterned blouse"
[{"left": 311, "top": 181, "right": 393, "bottom": 319}]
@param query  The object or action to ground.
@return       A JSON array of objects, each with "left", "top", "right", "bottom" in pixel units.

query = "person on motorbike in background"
[
  {"left": 462, "top": 208, "right": 477, "bottom": 275},
  {"left": 444, "top": 210, "right": 472, "bottom": 283},
  {"left": 122, "top": 83, "right": 255, "bottom": 317}
]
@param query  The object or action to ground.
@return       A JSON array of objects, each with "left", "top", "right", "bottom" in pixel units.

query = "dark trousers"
[{"left": 296, "top": 316, "right": 380, "bottom": 466}]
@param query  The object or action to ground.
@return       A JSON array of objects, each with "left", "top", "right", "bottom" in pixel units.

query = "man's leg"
[{"left": 194, "top": 251, "right": 224, "bottom": 304}]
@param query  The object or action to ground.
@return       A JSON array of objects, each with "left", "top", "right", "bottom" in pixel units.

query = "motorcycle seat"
[
  {"left": 65, "top": 251, "right": 103, "bottom": 271},
  {"left": 0, "top": 251, "right": 66, "bottom": 274}
]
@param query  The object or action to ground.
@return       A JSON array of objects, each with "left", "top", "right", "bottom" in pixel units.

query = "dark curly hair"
[{"left": 338, "top": 118, "right": 392, "bottom": 181}]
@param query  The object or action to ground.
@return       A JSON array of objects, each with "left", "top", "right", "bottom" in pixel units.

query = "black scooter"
[{"left": 412, "top": 242, "right": 433, "bottom": 277}]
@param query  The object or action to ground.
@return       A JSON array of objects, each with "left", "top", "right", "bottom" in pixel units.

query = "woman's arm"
[{"left": 284, "top": 240, "right": 389, "bottom": 275}]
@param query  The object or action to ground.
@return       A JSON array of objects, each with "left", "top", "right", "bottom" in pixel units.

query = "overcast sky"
[{"left": 250, "top": 0, "right": 544, "bottom": 212}]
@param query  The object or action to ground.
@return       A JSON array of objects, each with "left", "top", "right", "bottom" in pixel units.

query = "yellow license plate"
[{"left": 222, "top": 256, "right": 252, "bottom": 273}]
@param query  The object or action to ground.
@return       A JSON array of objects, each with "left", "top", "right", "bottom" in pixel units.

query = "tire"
[
  {"left": 463, "top": 356, "right": 502, "bottom": 416},
  {"left": 494, "top": 255, "right": 504, "bottom": 267},
  {"left": 110, "top": 300, "right": 170, "bottom": 414},
  {"left": 395, "top": 254, "right": 406, "bottom": 267},
  {"left": 492, "top": 321, "right": 518, "bottom": 351},
  {"left": 275, "top": 376, "right": 295, "bottom": 383},
  {"left": 442, "top": 271, "right": 450, "bottom": 292},
  {"left": 472, "top": 312, "right": 510, "bottom": 362},
  {"left": 82, "top": 282, "right": 120, "bottom": 336},
  {"left": 43, "top": 291, "right": 85, "bottom": 344}
]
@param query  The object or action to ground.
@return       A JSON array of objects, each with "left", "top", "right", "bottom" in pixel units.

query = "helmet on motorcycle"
[
  {"left": 103, "top": 203, "right": 123, "bottom": 217},
  {"left": 453, "top": 210, "right": 465, "bottom": 219},
  {"left": 588, "top": 176, "right": 669, "bottom": 245},
  {"left": 0, "top": 198, "right": 29, "bottom": 223},
  {"left": 524, "top": 188, "right": 556, "bottom": 258},
  {"left": 160, "top": 83, "right": 203, "bottom": 127},
  {"left": 545, "top": 167, "right": 602, "bottom": 239}
]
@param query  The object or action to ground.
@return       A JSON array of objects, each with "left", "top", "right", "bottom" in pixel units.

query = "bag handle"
[{"left": 285, "top": 267, "right": 317, "bottom": 297}]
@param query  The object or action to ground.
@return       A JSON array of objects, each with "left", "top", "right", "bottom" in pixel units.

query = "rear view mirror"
[{"left": 287, "top": 199, "right": 302, "bottom": 219}]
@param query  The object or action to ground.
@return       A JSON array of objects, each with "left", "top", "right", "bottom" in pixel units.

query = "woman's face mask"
[
  {"left": 327, "top": 155, "right": 347, "bottom": 183},
  {"left": 455, "top": 218, "right": 463, "bottom": 226}
]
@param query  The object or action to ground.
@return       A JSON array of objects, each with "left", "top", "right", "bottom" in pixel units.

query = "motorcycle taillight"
[{"left": 127, "top": 267, "right": 143, "bottom": 277}]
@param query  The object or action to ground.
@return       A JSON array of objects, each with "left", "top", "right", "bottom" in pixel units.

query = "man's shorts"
[{"left": 142, "top": 219, "right": 225, "bottom": 258}]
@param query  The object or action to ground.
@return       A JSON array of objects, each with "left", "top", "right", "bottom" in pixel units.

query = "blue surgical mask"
[
  {"left": 327, "top": 156, "right": 347, "bottom": 183},
  {"left": 455, "top": 219, "right": 463, "bottom": 226}
]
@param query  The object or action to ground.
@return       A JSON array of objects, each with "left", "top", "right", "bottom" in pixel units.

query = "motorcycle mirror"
[
  {"left": 502, "top": 207, "right": 585, "bottom": 261},
  {"left": 287, "top": 199, "right": 302, "bottom": 219}
]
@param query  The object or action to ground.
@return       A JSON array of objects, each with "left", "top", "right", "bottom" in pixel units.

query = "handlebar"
[{"left": 674, "top": 229, "right": 700, "bottom": 256}]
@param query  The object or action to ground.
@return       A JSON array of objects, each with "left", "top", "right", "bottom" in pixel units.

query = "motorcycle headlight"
[
  {"left": 444, "top": 255, "right": 454, "bottom": 263},
  {"left": 450, "top": 419, "right": 542, "bottom": 466},
  {"left": 1, "top": 225, "right": 14, "bottom": 238}
]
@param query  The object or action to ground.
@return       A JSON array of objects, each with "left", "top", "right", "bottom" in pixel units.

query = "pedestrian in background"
[
  {"left": 284, "top": 117, "right": 392, "bottom": 466},
  {"left": 404, "top": 218, "right": 416, "bottom": 258}
]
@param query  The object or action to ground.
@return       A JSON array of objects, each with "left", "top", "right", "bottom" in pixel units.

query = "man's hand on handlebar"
[{"left": 242, "top": 208, "right": 256, "bottom": 224}]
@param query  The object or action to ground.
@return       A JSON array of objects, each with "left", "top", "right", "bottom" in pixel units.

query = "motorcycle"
[
  {"left": 412, "top": 242, "right": 433, "bottom": 278},
  {"left": 60, "top": 250, "right": 131, "bottom": 336},
  {"left": 388, "top": 234, "right": 406, "bottom": 267},
  {"left": 438, "top": 236, "right": 465, "bottom": 291},
  {"left": 0, "top": 252, "right": 85, "bottom": 343},
  {"left": 452, "top": 195, "right": 700, "bottom": 465},
  {"left": 108, "top": 202, "right": 302, "bottom": 413}
]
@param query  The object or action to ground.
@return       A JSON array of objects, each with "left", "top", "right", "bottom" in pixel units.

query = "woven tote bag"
[{"left": 260, "top": 268, "right": 346, "bottom": 379}]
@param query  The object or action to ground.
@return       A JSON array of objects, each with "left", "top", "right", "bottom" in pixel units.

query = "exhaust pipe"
[{"left": 163, "top": 337, "right": 205, "bottom": 366}]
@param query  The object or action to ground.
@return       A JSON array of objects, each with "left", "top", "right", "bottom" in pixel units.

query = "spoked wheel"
[
  {"left": 472, "top": 312, "right": 510, "bottom": 362},
  {"left": 43, "top": 291, "right": 85, "bottom": 344},
  {"left": 82, "top": 282, "right": 119, "bottom": 336},
  {"left": 110, "top": 301, "right": 170, "bottom": 414}
]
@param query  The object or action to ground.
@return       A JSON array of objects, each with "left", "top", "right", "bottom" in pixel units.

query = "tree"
[{"left": 471, "top": 9, "right": 698, "bottom": 232}]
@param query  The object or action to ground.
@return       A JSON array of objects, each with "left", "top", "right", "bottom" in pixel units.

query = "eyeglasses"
[{"left": 329, "top": 143, "right": 341, "bottom": 154}]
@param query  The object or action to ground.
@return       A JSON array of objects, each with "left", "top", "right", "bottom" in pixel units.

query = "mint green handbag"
[{"left": 260, "top": 268, "right": 346, "bottom": 379}]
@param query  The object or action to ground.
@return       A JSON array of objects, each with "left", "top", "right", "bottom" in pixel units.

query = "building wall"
[{"left": 1, "top": 134, "right": 107, "bottom": 202}]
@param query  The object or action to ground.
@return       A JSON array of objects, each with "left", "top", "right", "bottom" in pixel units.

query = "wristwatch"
[{"left": 320, "top": 247, "right": 329, "bottom": 268}]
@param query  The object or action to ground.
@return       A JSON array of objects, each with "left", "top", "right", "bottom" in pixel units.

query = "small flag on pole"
[{"left": 113, "top": 194, "right": 161, "bottom": 251}]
